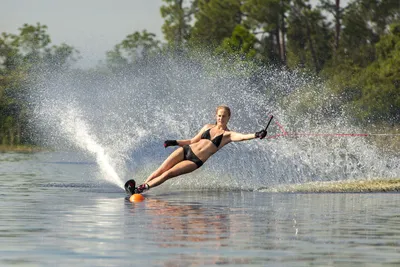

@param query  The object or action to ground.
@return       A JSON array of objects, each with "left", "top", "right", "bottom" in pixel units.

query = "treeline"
[
  {"left": 1, "top": 0, "right": 399, "bottom": 146},
  {"left": 0, "top": 23, "right": 77, "bottom": 145},
  {"left": 106, "top": 0, "right": 400, "bottom": 125}
]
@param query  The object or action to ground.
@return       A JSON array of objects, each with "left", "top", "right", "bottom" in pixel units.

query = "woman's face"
[{"left": 216, "top": 108, "right": 230, "bottom": 125}]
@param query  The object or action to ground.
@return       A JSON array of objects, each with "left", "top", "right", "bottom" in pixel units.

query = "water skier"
[{"left": 127, "top": 105, "right": 268, "bottom": 194}]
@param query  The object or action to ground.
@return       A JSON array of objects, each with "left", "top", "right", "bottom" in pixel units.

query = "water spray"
[{"left": 28, "top": 53, "right": 399, "bottom": 190}]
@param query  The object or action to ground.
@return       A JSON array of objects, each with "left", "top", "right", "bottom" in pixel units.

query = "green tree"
[
  {"left": 160, "top": 0, "right": 195, "bottom": 48},
  {"left": 190, "top": 0, "right": 242, "bottom": 48},
  {"left": 319, "top": 0, "right": 344, "bottom": 53},
  {"left": 0, "top": 33, "right": 22, "bottom": 71},
  {"left": 0, "top": 23, "right": 77, "bottom": 146},
  {"left": 216, "top": 24, "right": 258, "bottom": 59},
  {"left": 17, "top": 23, "right": 51, "bottom": 62},
  {"left": 334, "top": 0, "right": 399, "bottom": 68},
  {"left": 353, "top": 22, "right": 400, "bottom": 123},
  {"left": 242, "top": 0, "right": 289, "bottom": 65},
  {"left": 339, "top": 2, "right": 377, "bottom": 67},
  {"left": 43, "top": 43, "right": 78, "bottom": 70},
  {"left": 286, "top": 0, "right": 333, "bottom": 72},
  {"left": 106, "top": 30, "right": 161, "bottom": 71}
]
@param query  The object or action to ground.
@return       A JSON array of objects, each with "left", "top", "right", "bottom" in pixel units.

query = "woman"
[{"left": 130, "top": 105, "right": 267, "bottom": 194}]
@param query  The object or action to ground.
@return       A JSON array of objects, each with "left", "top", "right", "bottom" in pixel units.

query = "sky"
[
  {"left": 1, "top": 0, "right": 350, "bottom": 69},
  {"left": 1, "top": 0, "right": 164, "bottom": 68}
]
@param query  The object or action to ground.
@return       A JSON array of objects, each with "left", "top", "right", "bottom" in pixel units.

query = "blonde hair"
[
  {"left": 215, "top": 105, "right": 231, "bottom": 126},
  {"left": 216, "top": 105, "right": 231, "bottom": 117}
]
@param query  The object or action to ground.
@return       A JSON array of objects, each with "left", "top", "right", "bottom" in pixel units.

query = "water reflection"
[
  {"left": 124, "top": 194, "right": 255, "bottom": 265},
  {"left": 146, "top": 199, "right": 229, "bottom": 244},
  {"left": 126, "top": 192, "right": 400, "bottom": 266}
]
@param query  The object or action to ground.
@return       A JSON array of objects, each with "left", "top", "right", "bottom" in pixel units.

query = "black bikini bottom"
[{"left": 183, "top": 145, "right": 203, "bottom": 168}]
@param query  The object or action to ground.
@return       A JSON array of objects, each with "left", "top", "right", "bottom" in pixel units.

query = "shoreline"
[
  {"left": 1, "top": 146, "right": 398, "bottom": 193},
  {"left": 0, "top": 145, "right": 47, "bottom": 153},
  {"left": 261, "top": 178, "right": 400, "bottom": 193}
]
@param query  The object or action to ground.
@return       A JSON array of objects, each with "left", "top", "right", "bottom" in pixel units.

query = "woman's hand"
[
  {"left": 255, "top": 130, "right": 267, "bottom": 139},
  {"left": 164, "top": 140, "right": 179, "bottom": 148}
]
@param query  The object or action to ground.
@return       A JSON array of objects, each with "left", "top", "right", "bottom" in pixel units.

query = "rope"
[{"left": 266, "top": 117, "right": 400, "bottom": 139}]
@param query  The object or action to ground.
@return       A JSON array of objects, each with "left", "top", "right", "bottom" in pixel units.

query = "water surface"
[{"left": 1, "top": 152, "right": 399, "bottom": 266}]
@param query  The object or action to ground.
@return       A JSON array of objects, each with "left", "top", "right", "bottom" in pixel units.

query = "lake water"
[{"left": 1, "top": 152, "right": 399, "bottom": 266}]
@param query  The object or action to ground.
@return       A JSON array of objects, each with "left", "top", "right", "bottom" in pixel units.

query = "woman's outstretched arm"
[
  {"left": 229, "top": 132, "right": 257, "bottom": 142},
  {"left": 230, "top": 129, "right": 267, "bottom": 142}
]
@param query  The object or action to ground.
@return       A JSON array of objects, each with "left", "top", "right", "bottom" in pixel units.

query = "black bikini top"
[{"left": 201, "top": 127, "right": 224, "bottom": 148}]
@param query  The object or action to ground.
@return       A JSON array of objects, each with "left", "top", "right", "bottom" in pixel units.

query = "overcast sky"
[
  {"left": 1, "top": 0, "right": 350, "bottom": 68},
  {"left": 1, "top": 0, "right": 164, "bottom": 68}
]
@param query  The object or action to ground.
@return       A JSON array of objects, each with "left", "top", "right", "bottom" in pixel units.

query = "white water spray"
[
  {"left": 29, "top": 53, "right": 399, "bottom": 190},
  {"left": 61, "top": 108, "right": 124, "bottom": 188}
]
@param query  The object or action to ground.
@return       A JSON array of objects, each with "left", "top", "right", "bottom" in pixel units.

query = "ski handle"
[{"left": 264, "top": 115, "right": 274, "bottom": 131}]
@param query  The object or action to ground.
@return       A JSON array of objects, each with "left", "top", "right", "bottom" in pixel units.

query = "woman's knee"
[{"left": 160, "top": 170, "right": 176, "bottom": 181}]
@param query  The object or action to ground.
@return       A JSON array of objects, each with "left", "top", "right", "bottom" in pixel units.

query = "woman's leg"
[
  {"left": 144, "top": 147, "right": 184, "bottom": 184},
  {"left": 147, "top": 160, "right": 198, "bottom": 188}
]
